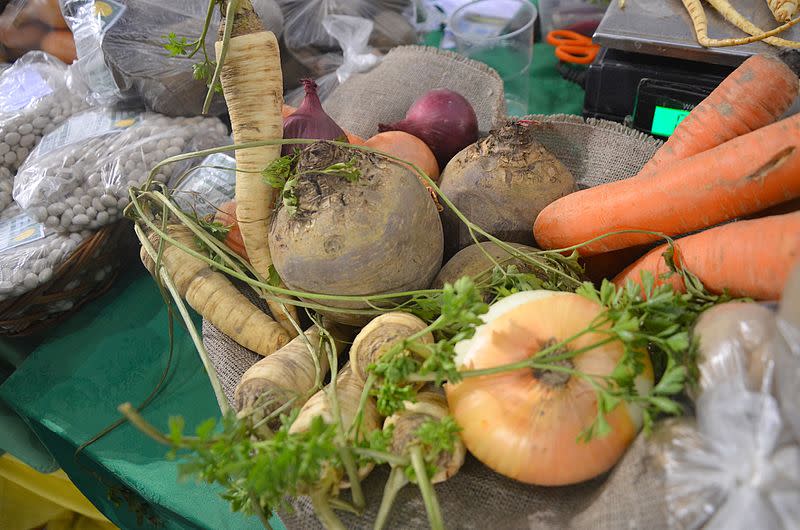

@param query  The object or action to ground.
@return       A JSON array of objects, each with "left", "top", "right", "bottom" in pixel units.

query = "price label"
[{"left": 0, "top": 212, "right": 45, "bottom": 253}]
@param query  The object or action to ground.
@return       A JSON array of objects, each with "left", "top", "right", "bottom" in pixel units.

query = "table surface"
[{"left": 0, "top": 40, "right": 585, "bottom": 530}]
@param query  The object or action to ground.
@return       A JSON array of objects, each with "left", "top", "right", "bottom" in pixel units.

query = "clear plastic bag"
[
  {"left": 0, "top": 203, "right": 92, "bottom": 303},
  {"left": 774, "top": 265, "right": 800, "bottom": 443},
  {"left": 657, "top": 384, "right": 800, "bottom": 530},
  {"left": 13, "top": 108, "right": 229, "bottom": 233},
  {"left": 0, "top": 51, "right": 89, "bottom": 174},
  {"left": 171, "top": 151, "right": 236, "bottom": 219},
  {"left": 277, "top": 0, "right": 416, "bottom": 81},
  {"left": 60, "top": 0, "right": 284, "bottom": 116},
  {"left": 285, "top": 15, "right": 381, "bottom": 105}
]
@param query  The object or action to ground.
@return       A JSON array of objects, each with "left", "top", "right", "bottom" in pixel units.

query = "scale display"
[{"left": 651, "top": 106, "right": 690, "bottom": 137}]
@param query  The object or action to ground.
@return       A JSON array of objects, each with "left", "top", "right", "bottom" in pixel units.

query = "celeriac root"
[
  {"left": 141, "top": 225, "right": 290, "bottom": 357},
  {"left": 235, "top": 321, "right": 354, "bottom": 429},
  {"left": 349, "top": 313, "right": 434, "bottom": 383}
]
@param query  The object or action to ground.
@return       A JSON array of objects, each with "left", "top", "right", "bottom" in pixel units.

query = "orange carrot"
[
  {"left": 533, "top": 113, "right": 800, "bottom": 256},
  {"left": 214, "top": 200, "right": 248, "bottom": 260},
  {"left": 639, "top": 54, "right": 799, "bottom": 176},
  {"left": 282, "top": 103, "right": 365, "bottom": 145},
  {"left": 613, "top": 212, "right": 800, "bottom": 300}
]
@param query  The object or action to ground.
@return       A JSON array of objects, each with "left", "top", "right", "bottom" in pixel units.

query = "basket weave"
[{"left": 0, "top": 221, "right": 136, "bottom": 336}]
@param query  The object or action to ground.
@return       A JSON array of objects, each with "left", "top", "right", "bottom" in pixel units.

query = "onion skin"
[
  {"left": 378, "top": 89, "right": 479, "bottom": 169},
  {"left": 282, "top": 79, "right": 347, "bottom": 156},
  {"left": 446, "top": 292, "right": 654, "bottom": 486}
]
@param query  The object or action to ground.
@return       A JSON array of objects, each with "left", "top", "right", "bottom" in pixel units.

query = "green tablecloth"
[{"left": 0, "top": 41, "right": 584, "bottom": 530}]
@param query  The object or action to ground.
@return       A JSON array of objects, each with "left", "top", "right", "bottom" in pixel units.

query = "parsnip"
[
  {"left": 235, "top": 321, "right": 355, "bottom": 427},
  {"left": 707, "top": 0, "right": 800, "bottom": 47},
  {"left": 141, "top": 225, "right": 289, "bottom": 357},
  {"left": 768, "top": 0, "right": 799, "bottom": 23},
  {"left": 214, "top": 1, "right": 299, "bottom": 337},
  {"left": 681, "top": 0, "right": 800, "bottom": 47},
  {"left": 349, "top": 313, "right": 433, "bottom": 383}
]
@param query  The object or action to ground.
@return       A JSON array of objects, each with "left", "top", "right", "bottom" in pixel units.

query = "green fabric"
[{"left": 0, "top": 268, "right": 281, "bottom": 530}]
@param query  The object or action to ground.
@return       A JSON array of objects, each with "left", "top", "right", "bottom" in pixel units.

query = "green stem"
[
  {"left": 410, "top": 446, "right": 444, "bottom": 530},
  {"left": 117, "top": 403, "right": 174, "bottom": 446},
  {"left": 249, "top": 491, "right": 274, "bottom": 530},
  {"left": 203, "top": 0, "right": 238, "bottom": 114},
  {"left": 374, "top": 466, "right": 409, "bottom": 530},
  {"left": 137, "top": 225, "right": 230, "bottom": 414},
  {"left": 310, "top": 491, "right": 346, "bottom": 530},
  {"left": 337, "top": 446, "right": 365, "bottom": 510},
  {"left": 351, "top": 448, "right": 409, "bottom": 467},
  {"left": 348, "top": 373, "right": 376, "bottom": 441},
  {"left": 328, "top": 497, "right": 360, "bottom": 515}
]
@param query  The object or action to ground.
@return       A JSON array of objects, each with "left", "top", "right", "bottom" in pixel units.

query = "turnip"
[
  {"left": 433, "top": 241, "right": 542, "bottom": 289},
  {"left": 438, "top": 120, "right": 575, "bottom": 258},
  {"left": 268, "top": 141, "right": 444, "bottom": 325}
]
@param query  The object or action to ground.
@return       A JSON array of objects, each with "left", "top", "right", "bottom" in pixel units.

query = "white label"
[
  {"left": 173, "top": 153, "right": 236, "bottom": 217},
  {"left": 34, "top": 109, "right": 140, "bottom": 158},
  {"left": 0, "top": 212, "right": 45, "bottom": 252},
  {"left": 0, "top": 67, "right": 54, "bottom": 113}
]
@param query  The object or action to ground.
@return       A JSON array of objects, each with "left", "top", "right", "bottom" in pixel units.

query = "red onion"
[
  {"left": 378, "top": 89, "right": 479, "bottom": 169},
  {"left": 282, "top": 79, "right": 347, "bottom": 156}
]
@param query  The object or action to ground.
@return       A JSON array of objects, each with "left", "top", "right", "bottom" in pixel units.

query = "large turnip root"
[
  {"left": 269, "top": 142, "right": 444, "bottom": 325},
  {"left": 433, "top": 241, "right": 540, "bottom": 288},
  {"left": 439, "top": 121, "right": 575, "bottom": 258}
]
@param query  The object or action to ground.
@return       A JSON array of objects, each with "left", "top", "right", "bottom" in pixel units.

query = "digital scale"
[{"left": 582, "top": 0, "right": 800, "bottom": 137}]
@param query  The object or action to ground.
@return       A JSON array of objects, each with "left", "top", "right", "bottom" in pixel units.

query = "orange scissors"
[{"left": 546, "top": 30, "right": 600, "bottom": 65}]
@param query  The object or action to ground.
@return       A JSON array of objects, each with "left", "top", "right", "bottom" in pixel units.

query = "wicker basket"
[{"left": 0, "top": 220, "right": 136, "bottom": 336}]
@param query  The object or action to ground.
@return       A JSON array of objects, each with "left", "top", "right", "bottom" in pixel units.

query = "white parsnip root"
[
  {"left": 235, "top": 321, "right": 354, "bottom": 427},
  {"left": 141, "top": 225, "right": 290, "bottom": 357},
  {"left": 769, "top": 0, "right": 799, "bottom": 23},
  {"left": 214, "top": 2, "right": 300, "bottom": 338},
  {"left": 349, "top": 312, "right": 434, "bottom": 383}
]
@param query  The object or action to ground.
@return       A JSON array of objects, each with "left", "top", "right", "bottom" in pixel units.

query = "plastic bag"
[
  {"left": 13, "top": 108, "right": 229, "bottom": 233},
  {"left": 277, "top": 0, "right": 416, "bottom": 81},
  {"left": 171, "top": 152, "right": 236, "bottom": 219},
  {"left": 0, "top": 203, "right": 92, "bottom": 303},
  {"left": 60, "top": 0, "right": 284, "bottom": 116},
  {"left": 774, "top": 265, "right": 800, "bottom": 443},
  {"left": 0, "top": 51, "right": 88, "bottom": 175},
  {"left": 285, "top": 15, "right": 380, "bottom": 105},
  {"left": 657, "top": 384, "right": 800, "bottom": 530}
]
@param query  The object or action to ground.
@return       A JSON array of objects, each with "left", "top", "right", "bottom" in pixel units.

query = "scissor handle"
[
  {"left": 554, "top": 44, "right": 598, "bottom": 65},
  {"left": 546, "top": 29, "right": 592, "bottom": 46}
]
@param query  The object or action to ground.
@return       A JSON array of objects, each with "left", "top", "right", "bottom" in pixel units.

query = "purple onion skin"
[
  {"left": 378, "top": 89, "right": 479, "bottom": 169},
  {"left": 282, "top": 79, "right": 347, "bottom": 157}
]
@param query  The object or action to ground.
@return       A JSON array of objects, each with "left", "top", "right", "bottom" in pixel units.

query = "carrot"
[
  {"left": 282, "top": 103, "right": 366, "bottom": 145},
  {"left": 638, "top": 54, "right": 798, "bottom": 177},
  {"left": 533, "top": 113, "right": 800, "bottom": 256},
  {"left": 365, "top": 131, "right": 441, "bottom": 181},
  {"left": 141, "top": 225, "right": 290, "bottom": 356},
  {"left": 613, "top": 212, "right": 800, "bottom": 300},
  {"left": 213, "top": 200, "right": 247, "bottom": 260}
]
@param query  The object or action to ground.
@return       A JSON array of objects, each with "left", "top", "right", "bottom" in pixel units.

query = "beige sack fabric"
[
  {"left": 201, "top": 108, "right": 668, "bottom": 528},
  {"left": 324, "top": 45, "right": 507, "bottom": 139}
]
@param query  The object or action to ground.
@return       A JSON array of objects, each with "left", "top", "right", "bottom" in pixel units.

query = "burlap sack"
[
  {"left": 201, "top": 108, "right": 668, "bottom": 528},
  {"left": 324, "top": 45, "right": 508, "bottom": 139}
]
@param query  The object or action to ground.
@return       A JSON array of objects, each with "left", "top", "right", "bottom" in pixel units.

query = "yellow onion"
[{"left": 445, "top": 291, "right": 654, "bottom": 486}]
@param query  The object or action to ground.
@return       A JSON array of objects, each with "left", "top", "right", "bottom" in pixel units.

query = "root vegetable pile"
[{"left": 119, "top": 3, "right": 800, "bottom": 526}]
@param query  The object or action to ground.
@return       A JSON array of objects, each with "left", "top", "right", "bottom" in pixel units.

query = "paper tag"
[
  {"left": 34, "top": 109, "right": 141, "bottom": 159},
  {"left": 94, "top": 0, "right": 126, "bottom": 32},
  {"left": 0, "top": 67, "right": 54, "bottom": 113},
  {"left": 0, "top": 213, "right": 45, "bottom": 252},
  {"left": 173, "top": 153, "right": 236, "bottom": 217}
]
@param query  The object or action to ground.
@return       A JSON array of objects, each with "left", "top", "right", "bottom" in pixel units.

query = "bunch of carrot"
[{"left": 534, "top": 53, "right": 800, "bottom": 301}]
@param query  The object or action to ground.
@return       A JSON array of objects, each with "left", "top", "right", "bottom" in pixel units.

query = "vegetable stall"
[{"left": 0, "top": 1, "right": 799, "bottom": 530}]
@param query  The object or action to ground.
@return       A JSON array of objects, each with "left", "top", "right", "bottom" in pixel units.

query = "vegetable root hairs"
[
  {"left": 681, "top": 0, "right": 800, "bottom": 47},
  {"left": 707, "top": 0, "right": 800, "bottom": 47}
]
